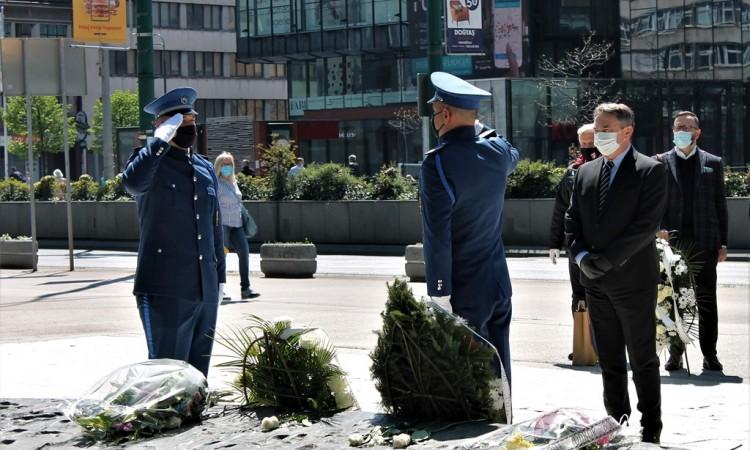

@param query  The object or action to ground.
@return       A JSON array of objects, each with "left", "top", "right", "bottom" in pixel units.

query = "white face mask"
[{"left": 594, "top": 132, "right": 620, "bottom": 156}]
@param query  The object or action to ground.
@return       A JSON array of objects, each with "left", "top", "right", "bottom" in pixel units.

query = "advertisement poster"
[
  {"left": 73, "top": 0, "right": 128, "bottom": 45},
  {"left": 445, "top": 0, "right": 484, "bottom": 54},
  {"left": 493, "top": 0, "right": 522, "bottom": 69},
  {"left": 408, "top": 0, "right": 428, "bottom": 55}
]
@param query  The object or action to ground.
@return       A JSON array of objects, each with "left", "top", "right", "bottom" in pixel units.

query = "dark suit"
[
  {"left": 654, "top": 148, "right": 728, "bottom": 359},
  {"left": 565, "top": 147, "right": 667, "bottom": 431}
]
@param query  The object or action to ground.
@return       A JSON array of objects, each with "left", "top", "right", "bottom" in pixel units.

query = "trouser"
[
  {"left": 223, "top": 225, "right": 250, "bottom": 290},
  {"left": 586, "top": 283, "right": 661, "bottom": 429},
  {"left": 136, "top": 294, "right": 219, "bottom": 377},
  {"left": 453, "top": 296, "right": 513, "bottom": 386},
  {"left": 669, "top": 246, "right": 719, "bottom": 359}
]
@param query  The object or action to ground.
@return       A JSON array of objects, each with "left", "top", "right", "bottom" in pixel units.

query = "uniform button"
[
  {"left": 199, "top": 254, "right": 203, "bottom": 261},
  {"left": 194, "top": 194, "right": 198, "bottom": 201},
  {"left": 157, "top": 248, "right": 162, "bottom": 253},
  {"left": 198, "top": 234, "right": 202, "bottom": 240},
  {"left": 171, "top": 183, "right": 176, "bottom": 188},
  {"left": 196, "top": 214, "right": 200, "bottom": 220},
  {"left": 193, "top": 176, "right": 197, "bottom": 182}
]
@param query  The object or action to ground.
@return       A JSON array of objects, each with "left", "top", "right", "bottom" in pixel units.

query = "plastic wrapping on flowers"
[
  {"left": 65, "top": 359, "right": 208, "bottom": 440},
  {"left": 370, "top": 279, "right": 509, "bottom": 424},
  {"left": 214, "top": 315, "right": 356, "bottom": 415}
]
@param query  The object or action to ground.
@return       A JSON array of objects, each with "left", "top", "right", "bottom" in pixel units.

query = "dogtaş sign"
[{"left": 445, "top": 0, "right": 484, "bottom": 54}]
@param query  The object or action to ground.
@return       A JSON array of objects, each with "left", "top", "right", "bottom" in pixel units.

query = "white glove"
[
  {"left": 429, "top": 296, "right": 453, "bottom": 314},
  {"left": 218, "top": 282, "right": 226, "bottom": 301},
  {"left": 154, "top": 113, "right": 183, "bottom": 143},
  {"left": 549, "top": 248, "right": 560, "bottom": 265}
]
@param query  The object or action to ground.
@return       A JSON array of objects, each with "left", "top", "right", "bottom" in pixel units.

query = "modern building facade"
[
  {"left": 2, "top": 0, "right": 288, "bottom": 179},
  {"left": 238, "top": 0, "right": 749, "bottom": 170}
]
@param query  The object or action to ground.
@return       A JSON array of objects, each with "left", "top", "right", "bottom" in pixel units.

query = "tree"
[
  {"left": 536, "top": 31, "right": 617, "bottom": 125},
  {"left": 90, "top": 90, "right": 139, "bottom": 154},
  {"left": 387, "top": 107, "right": 421, "bottom": 163},
  {"left": 2, "top": 96, "right": 76, "bottom": 159},
  {"left": 258, "top": 137, "right": 297, "bottom": 200}
]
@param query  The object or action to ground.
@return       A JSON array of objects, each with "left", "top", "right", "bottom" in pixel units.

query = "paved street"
[{"left": 0, "top": 255, "right": 748, "bottom": 448}]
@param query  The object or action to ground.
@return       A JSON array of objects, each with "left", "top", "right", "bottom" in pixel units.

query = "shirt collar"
[
  {"left": 606, "top": 146, "right": 630, "bottom": 170},
  {"left": 674, "top": 146, "right": 697, "bottom": 160},
  {"left": 438, "top": 126, "right": 476, "bottom": 144}
]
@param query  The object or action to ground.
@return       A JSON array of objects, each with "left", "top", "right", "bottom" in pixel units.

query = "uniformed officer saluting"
[
  {"left": 421, "top": 72, "right": 519, "bottom": 383},
  {"left": 122, "top": 87, "right": 226, "bottom": 377}
]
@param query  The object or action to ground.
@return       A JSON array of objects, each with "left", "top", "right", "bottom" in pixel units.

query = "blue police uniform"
[
  {"left": 420, "top": 72, "right": 519, "bottom": 383},
  {"left": 122, "top": 87, "right": 226, "bottom": 377}
]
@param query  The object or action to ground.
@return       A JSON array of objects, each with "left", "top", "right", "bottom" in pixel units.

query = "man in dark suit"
[
  {"left": 565, "top": 103, "right": 667, "bottom": 443},
  {"left": 655, "top": 111, "right": 728, "bottom": 372}
]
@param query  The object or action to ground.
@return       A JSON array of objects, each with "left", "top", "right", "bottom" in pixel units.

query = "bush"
[
  {"left": 236, "top": 173, "right": 271, "bottom": 200},
  {"left": 506, "top": 159, "right": 565, "bottom": 198},
  {"left": 0, "top": 178, "right": 30, "bottom": 201},
  {"left": 287, "top": 163, "right": 362, "bottom": 201},
  {"left": 34, "top": 175, "right": 65, "bottom": 201},
  {"left": 71, "top": 174, "right": 99, "bottom": 201},
  {"left": 97, "top": 174, "right": 133, "bottom": 201},
  {"left": 259, "top": 138, "right": 297, "bottom": 200},
  {"left": 725, "top": 166, "right": 749, "bottom": 197},
  {"left": 370, "top": 166, "right": 418, "bottom": 200}
]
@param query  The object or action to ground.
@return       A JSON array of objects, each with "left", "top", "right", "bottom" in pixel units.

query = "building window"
[
  {"left": 187, "top": 5, "right": 223, "bottom": 30},
  {"left": 697, "top": 44, "right": 714, "bottom": 69},
  {"left": 15, "top": 23, "right": 34, "bottom": 37},
  {"left": 717, "top": 43, "right": 743, "bottom": 66},
  {"left": 226, "top": 6, "right": 236, "bottom": 31},
  {"left": 695, "top": 4, "right": 713, "bottom": 27},
  {"left": 713, "top": 1, "right": 737, "bottom": 25},
  {"left": 188, "top": 52, "right": 223, "bottom": 77},
  {"left": 111, "top": 50, "right": 137, "bottom": 76},
  {"left": 154, "top": 50, "right": 182, "bottom": 76},
  {"left": 153, "top": 2, "right": 180, "bottom": 29},
  {"left": 40, "top": 24, "right": 67, "bottom": 37},
  {"left": 266, "top": 63, "right": 286, "bottom": 78}
]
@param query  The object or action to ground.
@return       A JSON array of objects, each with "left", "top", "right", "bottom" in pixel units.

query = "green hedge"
[
  {"left": 506, "top": 159, "right": 565, "bottom": 199},
  {"left": 0, "top": 179, "right": 30, "bottom": 201},
  {"left": 725, "top": 166, "right": 749, "bottom": 198}
]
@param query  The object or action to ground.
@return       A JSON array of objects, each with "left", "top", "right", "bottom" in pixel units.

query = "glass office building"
[{"left": 236, "top": 0, "right": 749, "bottom": 170}]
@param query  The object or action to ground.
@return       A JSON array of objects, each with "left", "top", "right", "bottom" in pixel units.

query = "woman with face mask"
[{"left": 215, "top": 152, "right": 260, "bottom": 301}]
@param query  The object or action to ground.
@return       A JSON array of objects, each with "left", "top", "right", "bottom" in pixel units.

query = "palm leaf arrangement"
[
  {"left": 215, "top": 315, "right": 354, "bottom": 416},
  {"left": 370, "top": 279, "right": 507, "bottom": 423}
]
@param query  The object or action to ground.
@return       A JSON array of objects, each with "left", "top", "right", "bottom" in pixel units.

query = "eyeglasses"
[{"left": 673, "top": 126, "right": 697, "bottom": 132}]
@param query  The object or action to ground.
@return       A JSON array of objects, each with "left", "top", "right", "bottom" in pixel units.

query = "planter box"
[
  {"left": 404, "top": 244, "right": 425, "bottom": 282},
  {"left": 260, "top": 243, "right": 317, "bottom": 278},
  {"left": 0, "top": 240, "right": 38, "bottom": 269}
]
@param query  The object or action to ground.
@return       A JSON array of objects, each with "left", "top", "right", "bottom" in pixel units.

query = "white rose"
[
  {"left": 656, "top": 325, "right": 666, "bottom": 335},
  {"left": 261, "top": 416, "right": 280, "bottom": 432},
  {"left": 393, "top": 433, "right": 411, "bottom": 449},
  {"left": 348, "top": 433, "right": 365, "bottom": 447}
]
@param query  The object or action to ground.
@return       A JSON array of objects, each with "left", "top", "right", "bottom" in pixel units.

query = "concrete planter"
[
  {"left": 260, "top": 243, "right": 317, "bottom": 278},
  {"left": 404, "top": 244, "right": 425, "bottom": 282},
  {"left": 0, "top": 240, "right": 38, "bottom": 269}
]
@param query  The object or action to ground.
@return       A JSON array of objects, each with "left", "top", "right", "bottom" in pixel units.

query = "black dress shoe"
[
  {"left": 641, "top": 425, "right": 662, "bottom": 444},
  {"left": 703, "top": 356, "right": 723, "bottom": 371},
  {"left": 241, "top": 289, "right": 261, "bottom": 299},
  {"left": 665, "top": 354, "right": 683, "bottom": 371}
]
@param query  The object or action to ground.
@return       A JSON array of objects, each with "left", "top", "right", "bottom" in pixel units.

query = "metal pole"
[
  {"left": 155, "top": 34, "right": 167, "bottom": 94},
  {"left": 60, "top": 39, "right": 74, "bottom": 271},
  {"left": 101, "top": 49, "right": 114, "bottom": 179},
  {"left": 1, "top": 6, "right": 8, "bottom": 180},
  {"left": 23, "top": 39, "right": 37, "bottom": 271},
  {"left": 136, "top": 0, "right": 155, "bottom": 141}
]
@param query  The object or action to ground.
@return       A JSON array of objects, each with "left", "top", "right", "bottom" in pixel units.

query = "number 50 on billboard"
[{"left": 73, "top": 0, "right": 128, "bottom": 45}]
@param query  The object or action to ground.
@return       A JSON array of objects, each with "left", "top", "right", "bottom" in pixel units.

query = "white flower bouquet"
[
  {"left": 654, "top": 238, "right": 699, "bottom": 353},
  {"left": 65, "top": 359, "right": 208, "bottom": 440}
]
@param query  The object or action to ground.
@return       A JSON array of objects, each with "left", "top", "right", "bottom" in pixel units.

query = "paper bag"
[{"left": 572, "top": 309, "right": 597, "bottom": 366}]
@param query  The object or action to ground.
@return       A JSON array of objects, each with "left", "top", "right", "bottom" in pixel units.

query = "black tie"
[{"left": 599, "top": 160, "right": 614, "bottom": 214}]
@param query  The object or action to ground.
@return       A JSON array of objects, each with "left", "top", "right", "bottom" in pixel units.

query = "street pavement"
[{"left": 0, "top": 253, "right": 748, "bottom": 448}]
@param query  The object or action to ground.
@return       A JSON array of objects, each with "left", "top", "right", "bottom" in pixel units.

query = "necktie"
[{"left": 599, "top": 160, "right": 614, "bottom": 214}]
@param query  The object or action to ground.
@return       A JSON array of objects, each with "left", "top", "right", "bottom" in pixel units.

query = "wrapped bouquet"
[
  {"left": 66, "top": 359, "right": 208, "bottom": 440},
  {"left": 654, "top": 238, "right": 699, "bottom": 353}
]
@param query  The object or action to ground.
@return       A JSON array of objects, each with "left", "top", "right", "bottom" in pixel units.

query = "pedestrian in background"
[
  {"left": 240, "top": 159, "right": 255, "bottom": 177},
  {"left": 347, "top": 154, "right": 360, "bottom": 176},
  {"left": 566, "top": 103, "right": 666, "bottom": 443},
  {"left": 53, "top": 169, "right": 66, "bottom": 183},
  {"left": 655, "top": 111, "right": 728, "bottom": 372},
  {"left": 215, "top": 152, "right": 260, "bottom": 301},
  {"left": 288, "top": 157, "right": 305, "bottom": 177},
  {"left": 9, "top": 167, "right": 26, "bottom": 183},
  {"left": 122, "top": 87, "right": 225, "bottom": 377}
]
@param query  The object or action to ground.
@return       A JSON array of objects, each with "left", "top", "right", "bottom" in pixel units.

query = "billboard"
[
  {"left": 73, "top": 0, "right": 128, "bottom": 45},
  {"left": 445, "top": 0, "right": 484, "bottom": 54},
  {"left": 493, "top": 0, "right": 522, "bottom": 69}
]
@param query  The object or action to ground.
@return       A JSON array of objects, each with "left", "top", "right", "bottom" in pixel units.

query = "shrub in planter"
[
  {"left": 236, "top": 173, "right": 271, "bottom": 200},
  {"left": 259, "top": 138, "right": 297, "bottom": 200},
  {"left": 97, "top": 174, "right": 133, "bottom": 201},
  {"left": 287, "top": 163, "right": 361, "bottom": 201},
  {"left": 71, "top": 174, "right": 99, "bottom": 201},
  {"left": 370, "top": 166, "right": 418, "bottom": 200},
  {"left": 506, "top": 159, "right": 565, "bottom": 198},
  {"left": 34, "top": 175, "right": 65, "bottom": 201},
  {"left": 725, "top": 166, "right": 749, "bottom": 197},
  {"left": 344, "top": 178, "right": 373, "bottom": 200},
  {"left": 0, "top": 178, "right": 30, "bottom": 201}
]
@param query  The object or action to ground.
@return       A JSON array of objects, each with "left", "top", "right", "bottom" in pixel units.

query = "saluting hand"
[{"left": 154, "top": 113, "right": 183, "bottom": 143}]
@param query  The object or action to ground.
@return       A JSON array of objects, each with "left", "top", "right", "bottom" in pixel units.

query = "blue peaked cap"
[
  {"left": 427, "top": 72, "right": 491, "bottom": 110},
  {"left": 143, "top": 87, "right": 199, "bottom": 117}
]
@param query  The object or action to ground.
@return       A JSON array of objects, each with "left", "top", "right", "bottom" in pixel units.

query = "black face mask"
[
  {"left": 172, "top": 124, "right": 197, "bottom": 149},
  {"left": 581, "top": 147, "right": 601, "bottom": 162},
  {"left": 431, "top": 109, "right": 445, "bottom": 139}
]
